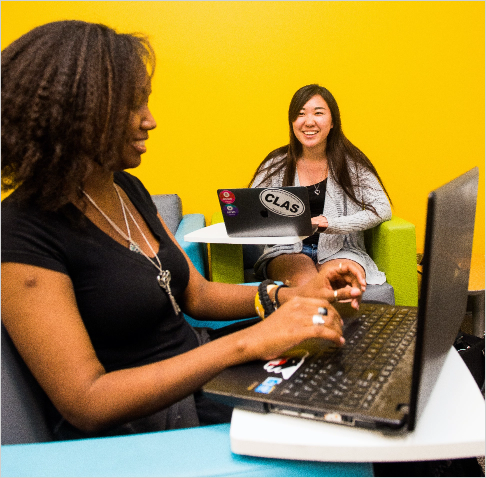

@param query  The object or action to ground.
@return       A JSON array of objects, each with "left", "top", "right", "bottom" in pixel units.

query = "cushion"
[{"left": 151, "top": 194, "right": 183, "bottom": 235}]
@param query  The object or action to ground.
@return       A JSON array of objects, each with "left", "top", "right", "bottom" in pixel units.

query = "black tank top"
[{"left": 303, "top": 178, "right": 327, "bottom": 246}]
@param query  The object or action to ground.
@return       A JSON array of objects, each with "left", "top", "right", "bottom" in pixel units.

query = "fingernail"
[{"left": 340, "top": 337, "right": 345, "bottom": 345}]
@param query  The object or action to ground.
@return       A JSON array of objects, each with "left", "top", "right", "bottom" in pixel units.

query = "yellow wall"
[{"left": 2, "top": 1, "right": 484, "bottom": 255}]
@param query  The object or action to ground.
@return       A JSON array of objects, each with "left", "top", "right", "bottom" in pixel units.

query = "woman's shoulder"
[
  {"left": 265, "top": 146, "right": 288, "bottom": 165},
  {"left": 252, "top": 147, "right": 287, "bottom": 187},
  {"left": 344, "top": 158, "right": 377, "bottom": 180}
]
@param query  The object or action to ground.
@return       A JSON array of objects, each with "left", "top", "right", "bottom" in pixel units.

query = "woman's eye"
[{"left": 133, "top": 98, "right": 149, "bottom": 111}]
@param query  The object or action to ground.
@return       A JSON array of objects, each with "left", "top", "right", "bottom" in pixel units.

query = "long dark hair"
[
  {"left": 249, "top": 84, "right": 391, "bottom": 211},
  {"left": 1, "top": 20, "right": 155, "bottom": 211}
]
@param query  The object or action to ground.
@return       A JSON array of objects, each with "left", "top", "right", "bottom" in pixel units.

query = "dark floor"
[{"left": 374, "top": 457, "right": 484, "bottom": 477}]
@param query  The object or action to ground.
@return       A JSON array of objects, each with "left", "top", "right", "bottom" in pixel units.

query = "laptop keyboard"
[{"left": 278, "top": 304, "right": 417, "bottom": 410}]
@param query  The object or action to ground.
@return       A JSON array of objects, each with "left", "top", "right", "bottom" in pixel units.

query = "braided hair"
[{"left": 1, "top": 20, "right": 155, "bottom": 211}]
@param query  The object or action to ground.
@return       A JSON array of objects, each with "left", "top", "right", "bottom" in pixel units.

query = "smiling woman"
[{"left": 249, "top": 84, "right": 392, "bottom": 289}]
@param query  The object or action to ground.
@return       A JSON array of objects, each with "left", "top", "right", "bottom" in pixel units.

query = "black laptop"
[
  {"left": 217, "top": 187, "right": 315, "bottom": 238},
  {"left": 204, "top": 167, "right": 479, "bottom": 432}
]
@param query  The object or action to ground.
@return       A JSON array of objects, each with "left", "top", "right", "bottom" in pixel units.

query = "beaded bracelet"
[{"left": 257, "top": 280, "right": 277, "bottom": 318}]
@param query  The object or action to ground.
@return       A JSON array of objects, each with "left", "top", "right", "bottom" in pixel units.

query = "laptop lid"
[
  {"left": 407, "top": 166, "right": 478, "bottom": 430},
  {"left": 217, "top": 187, "right": 314, "bottom": 237}
]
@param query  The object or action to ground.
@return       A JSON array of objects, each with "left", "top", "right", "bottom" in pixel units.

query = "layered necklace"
[
  {"left": 82, "top": 185, "right": 181, "bottom": 315},
  {"left": 300, "top": 159, "right": 329, "bottom": 196}
]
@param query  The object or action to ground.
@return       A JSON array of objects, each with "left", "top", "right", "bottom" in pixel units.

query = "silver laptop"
[
  {"left": 217, "top": 187, "right": 314, "bottom": 238},
  {"left": 204, "top": 168, "right": 479, "bottom": 432}
]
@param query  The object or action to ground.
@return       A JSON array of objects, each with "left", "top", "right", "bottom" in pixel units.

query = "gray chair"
[
  {"left": 1, "top": 324, "right": 54, "bottom": 445},
  {"left": 152, "top": 193, "right": 208, "bottom": 279}
]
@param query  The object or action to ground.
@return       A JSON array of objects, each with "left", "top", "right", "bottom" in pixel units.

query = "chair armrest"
[
  {"left": 209, "top": 212, "right": 418, "bottom": 306},
  {"left": 365, "top": 215, "right": 418, "bottom": 306},
  {"left": 175, "top": 213, "right": 207, "bottom": 279},
  {"left": 209, "top": 211, "right": 244, "bottom": 284}
]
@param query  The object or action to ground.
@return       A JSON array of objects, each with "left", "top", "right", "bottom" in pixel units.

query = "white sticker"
[
  {"left": 259, "top": 188, "right": 305, "bottom": 217},
  {"left": 263, "top": 351, "right": 309, "bottom": 380}
]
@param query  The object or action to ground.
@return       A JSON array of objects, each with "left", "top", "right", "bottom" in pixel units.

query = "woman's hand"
[
  {"left": 311, "top": 215, "right": 329, "bottom": 232},
  {"left": 236, "top": 296, "right": 344, "bottom": 361},
  {"left": 316, "top": 259, "right": 366, "bottom": 309},
  {"left": 279, "top": 260, "right": 366, "bottom": 310}
]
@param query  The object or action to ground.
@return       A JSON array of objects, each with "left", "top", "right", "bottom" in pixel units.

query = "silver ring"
[
  {"left": 318, "top": 307, "right": 328, "bottom": 316},
  {"left": 334, "top": 290, "right": 338, "bottom": 299},
  {"left": 312, "top": 314, "right": 325, "bottom": 325}
]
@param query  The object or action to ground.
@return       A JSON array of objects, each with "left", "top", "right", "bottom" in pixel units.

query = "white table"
[
  {"left": 230, "top": 347, "right": 485, "bottom": 462},
  {"left": 184, "top": 222, "right": 307, "bottom": 245}
]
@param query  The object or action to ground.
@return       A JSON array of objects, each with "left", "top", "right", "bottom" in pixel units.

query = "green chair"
[{"left": 209, "top": 212, "right": 418, "bottom": 307}]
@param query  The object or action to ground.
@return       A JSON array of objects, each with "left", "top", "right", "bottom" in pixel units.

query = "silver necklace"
[
  {"left": 82, "top": 186, "right": 181, "bottom": 315},
  {"left": 300, "top": 159, "right": 328, "bottom": 196}
]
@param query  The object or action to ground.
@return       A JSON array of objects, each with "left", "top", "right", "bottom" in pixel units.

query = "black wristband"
[
  {"left": 274, "top": 284, "right": 289, "bottom": 309},
  {"left": 258, "top": 279, "right": 276, "bottom": 318}
]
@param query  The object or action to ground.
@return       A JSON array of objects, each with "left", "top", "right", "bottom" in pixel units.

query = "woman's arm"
[
  {"left": 325, "top": 167, "right": 392, "bottom": 234},
  {"left": 1, "top": 262, "right": 344, "bottom": 434},
  {"left": 159, "top": 214, "right": 364, "bottom": 320}
]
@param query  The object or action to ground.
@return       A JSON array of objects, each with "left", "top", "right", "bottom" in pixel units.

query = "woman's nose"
[
  {"left": 304, "top": 115, "right": 315, "bottom": 126},
  {"left": 142, "top": 107, "right": 157, "bottom": 130}
]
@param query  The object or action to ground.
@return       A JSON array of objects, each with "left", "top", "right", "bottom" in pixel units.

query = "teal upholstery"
[
  {"left": 153, "top": 194, "right": 208, "bottom": 279},
  {"left": 209, "top": 212, "right": 418, "bottom": 307}
]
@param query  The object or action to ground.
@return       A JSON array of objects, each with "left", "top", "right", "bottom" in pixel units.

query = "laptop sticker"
[
  {"left": 223, "top": 205, "right": 239, "bottom": 216},
  {"left": 263, "top": 351, "right": 309, "bottom": 380},
  {"left": 219, "top": 190, "right": 235, "bottom": 204},
  {"left": 254, "top": 377, "right": 283, "bottom": 394},
  {"left": 259, "top": 188, "right": 305, "bottom": 217}
]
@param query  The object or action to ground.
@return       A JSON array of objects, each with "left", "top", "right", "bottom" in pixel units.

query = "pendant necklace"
[
  {"left": 301, "top": 159, "right": 328, "bottom": 196},
  {"left": 82, "top": 186, "right": 181, "bottom": 315}
]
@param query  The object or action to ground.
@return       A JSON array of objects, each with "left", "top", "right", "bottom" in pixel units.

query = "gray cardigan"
[{"left": 251, "top": 156, "right": 392, "bottom": 284}]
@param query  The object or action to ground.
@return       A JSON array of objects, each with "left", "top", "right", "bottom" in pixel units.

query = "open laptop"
[
  {"left": 217, "top": 187, "right": 315, "bottom": 237},
  {"left": 204, "top": 167, "right": 479, "bottom": 432}
]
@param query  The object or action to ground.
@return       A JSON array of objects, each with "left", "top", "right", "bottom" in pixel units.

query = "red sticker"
[{"left": 219, "top": 190, "right": 235, "bottom": 204}]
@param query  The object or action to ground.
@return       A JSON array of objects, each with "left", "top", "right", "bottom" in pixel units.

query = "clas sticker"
[
  {"left": 259, "top": 188, "right": 305, "bottom": 217},
  {"left": 254, "top": 377, "right": 283, "bottom": 394}
]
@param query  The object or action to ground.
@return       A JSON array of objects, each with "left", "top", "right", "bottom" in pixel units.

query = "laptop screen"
[{"left": 408, "top": 167, "right": 478, "bottom": 430}]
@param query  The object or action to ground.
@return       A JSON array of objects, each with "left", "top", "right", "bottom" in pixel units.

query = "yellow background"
[{"left": 2, "top": 1, "right": 484, "bottom": 255}]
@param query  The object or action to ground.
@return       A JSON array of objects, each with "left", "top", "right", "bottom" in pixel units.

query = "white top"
[
  {"left": 230, "top": 347, "right": 485, "bottom": 462},
  {"left": 184, "top": 222, "right": 307, "bottom": 245}
]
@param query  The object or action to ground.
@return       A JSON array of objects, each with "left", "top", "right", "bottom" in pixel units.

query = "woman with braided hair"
[{"left": 1, "top": 21, "right": 365, "bottom": 440}]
